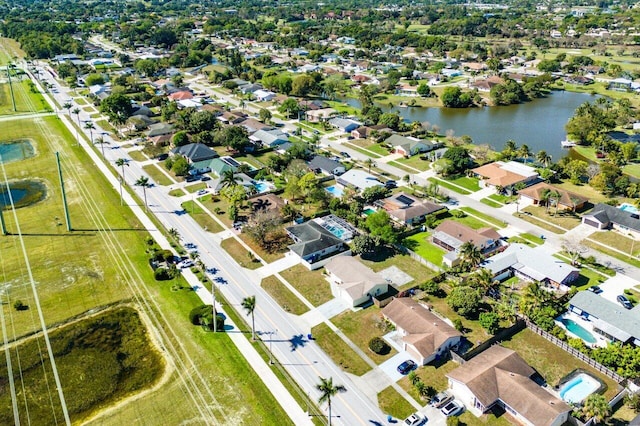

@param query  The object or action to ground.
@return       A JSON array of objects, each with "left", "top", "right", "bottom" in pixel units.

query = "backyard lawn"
[
  {"left": 261, "top": 276, "right": 309, "bottom": 315},
  {"left": 311, "top": 323, "right": 371, "bottom": 376},
  {"left": 331, "top": 307, "right": 398, "bottom": 365},
  {"left": 279, "top": 265, "right": 333, "bottom": 307},
  {"left": 220, "top": 237, "right": 262, "bottom": 269},
  {"left": 359, "top": 247, "right": 437, "bottom": 288},
  {"left": 403, "top": 232, "right": 445, "bottom": 266}
]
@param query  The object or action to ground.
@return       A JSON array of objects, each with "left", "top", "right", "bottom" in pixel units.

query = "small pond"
[
  {"left": 0, "top": 180, "right": 47, "bottom": 209},
  {"left": 0, "top": 139, "right": 35, "bottom": 164}
]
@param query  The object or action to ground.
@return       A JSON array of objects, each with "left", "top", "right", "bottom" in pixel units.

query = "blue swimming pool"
[
  {"left": 253, "top": 180, "right": 275, "bottom": 193},
  {"left": 561, "top": 318, "right": 597, "bottom": 344},
  {"left": 363, "top": 208, "right": 376, "bottom": 215},
  {"left": 559, "top": 373, "right": 600, "bottom": 403},
  {"left": 325, "top": 185, "right": 344, "bottom": 197},
  {"left": 619, "top": 203, "right": 640, "bottom": 214}
]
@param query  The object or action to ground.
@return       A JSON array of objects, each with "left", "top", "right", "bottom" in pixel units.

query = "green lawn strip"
[
  {"left": 588, "top": 231, "right": 640, "bottom": 258},
  {"left": 450, "top": 210, "right": 496, "bottom": 230},
  {"left": 403, "top": 232, "right": 445, "bottom": 265},
  {"left": 514, "top": 211, "right": 567, "bottom": 235},
  {"left": 622, "top": 162, "right": 640, "bottom": 180},
  {"left": 488, "top": 193, "right": 512, "bottom": 204},
  {"left": 359, "top": 249, "right": 436, "bottom": 288},
  {"left": 238, "top": 232, "right": 286, "bottom": 263},
  {"left": 395, "top": 155, "right": 431, "bottom": 172},
  {"left": 261, "top": 275, "right": 309, "bottom": 315},
  {"left": 142, "top": 164, "right": 174, "bottom": 186},
  {"left": 279, "top": 264, "right": 333, "bottom": 307},
  {"left": 459, "top": 207, "right": 506, "bottom": 229},
  {"left": 168, "top": 188, "right": 186, "bottom": 197},
  {"left": 73, "top": 97, "right": 88, "bottom": 105},
  {"left": 388, "top": 160, "right": 419, "bottom": 174},
  {"left": 331, "top": 308, "right": 398, "bottom": 365},
  {"left": 520, "top": 232, "right": 545, "bottom": 245},
  {"left": 583, "top": 240, "right": 640, "bottom": 269},
  {"left": 180, "top": 200, "right": 224, "bottom": 233},
  {"left": 377, "top": 386, "right": 415, "bottom": 420},
  {"left": 343, "top": 142, "right": 383, "bottom": 158},
  {"left": 501, "top": 329, "right": 619, "bottom": 400},
  {"left": 83, "top": 106, "right": 94, "bottom": 113},
  {"left": 428, "top": 177, "right": 472, "bottom": 195},
  {"left": 220, "top": 237, "right": 262, "bottom": 269},
  {"left": 185, "top": 182, "right": 207, "bottom": 193},
  {"left": 311, "top": 323, "right": 371, "bottom": 376},
  {"left": 480, "top": 198, "right": 503, "bottom": 208},
  {"left": 449, "top": 176, "right": 480, "bottom": 191},
  {"left": 127, "top": 150, "right": 147, "bottom": 162},
  {"left": 95, "top": 118, "right": 115, "bottom": 133}
]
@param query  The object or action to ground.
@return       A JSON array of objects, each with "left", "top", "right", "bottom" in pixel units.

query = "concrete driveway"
[{"left": 599, "top": 273, "right": 637, "bottom": 304}]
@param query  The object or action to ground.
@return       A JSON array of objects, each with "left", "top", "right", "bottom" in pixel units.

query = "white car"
[
  {"left": 403, "top": 412, "right": 426, "bottom": 426},
  {"left": 178, "top": 260, "right": 194, "bottom": 269},
  {"left": 440, "top": 400, "right": 464, "bottom": 417}
]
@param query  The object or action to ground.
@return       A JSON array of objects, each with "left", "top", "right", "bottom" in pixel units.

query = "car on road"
[
  {"left": 440, "top": 400, "right": 464, "bottom": 417},
  {"left": 588, "top": 285, "right": 603, "bottom": 294},
  {"left": 339, "top": 151, "right": 350, "bottom": 158},
  {"left": 397, "top": 360, "right": 417, "bottom": 375},
  {"left": 185, "top": 175, "right": 199, "bottom": 182},
  {"left": 403, "top": 412, "right": 426, "bottom": 426},
  {"left": 617, "top": 295, "right": 633, "bottom": 309},
  {"left": 200, "top": 176, "right": 211, "bottom": 181},
  {"left": 384, "top": 180, "right": 397, "bottom": 189},
  {"left": 178, "top": 259, "right": 194, "bottom": 269},
  {"left": 431, "top": 391, "right": 454, "bottom": 408},
  {"left": 197, "top": 189, "right": 208, "bottom": 196}
]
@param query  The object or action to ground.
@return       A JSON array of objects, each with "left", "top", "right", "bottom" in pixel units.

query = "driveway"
[{"left": 599, "top": 274, "right": 637, "bottom": 304}]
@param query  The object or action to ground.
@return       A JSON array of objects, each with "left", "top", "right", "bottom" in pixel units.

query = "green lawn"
[
  {"left": 397, "top": 360, "right": 459, "bottom": 398},
  {"left": 459, "top": 207, "right": 506, "bottom": 229},
  {"left": 359, "top": 248, "right": 436, "bottom": 288},
  {"left": 422, "top": 293, "right": 490, "bottom": 348},
  {"left": 395, "top": 155, "right": 431, "bottom": 172},
  {"left": 520, "top": 205, "right": 582, "bottom": 232},
  {"left": 348, "top": 139, "right": 389, "bottom": 156},
  {"left": 588, "top": 231, "right": 640, "bottom": 257},
  {"left": 520, "top": 232, "right": 545, "bottom": 245},
  {"left": 142, "top": 164, "right": 174, "bottom": 186},
  {"left": 448, "top": 210, "right": 497, "bottom": 230},
  {"left": 331, "top": 307, "right": 398, "bottom": 365},
  {"left": 185, "top": 182, "right": 207, "bottom": 193},
  {"left": 388, "top": 160, "right": 420, "bottom": 174},
  {"left": 584, "top": 240, "right": 640, "bottom": 269},
  {"left": 378, "top": 387, "right": 415, "bottom": 420},
  {"left": 220, "top": 237, "right": 262, "bottom": 269},
  {"left": 448, "top": 176, "right": 480, "bottom": 192},
  {"left": 168, "top": 188, "right": 186, "bottom": 197},
  {"left": 180, "top": 200, "right": 224, "bottom": 233},
  {"left": 403, "top": 232, "right": 445, "bottom": 266},
  {"left": 279, "top": 264, "right": 333, "bottom": 307},
  {"left": 0, "top": 79, "right": 52, "bottom": 114},
  {"left": 480, "top": 198, "right": 503, "bottom": 208},
  {"left": 73, "top": 97, "right": 88, "bottom": 106},
  {"left": 127, "top": 150, "right": 147, "bottom": 162},
  {"left": 343, "top": 142, "right": 383, "bottom": 158},
  {"left": 488, "top": 193, "right": 512, "bottom": 204},
  {"left": 428, "top": 177, "right": 472, "bottom": 195},
  {"left": 311, "top": 323, "right": 371, "bottom": 376},
  {"left": 261, "top": 275, "right": 309, "bottom": 315}
]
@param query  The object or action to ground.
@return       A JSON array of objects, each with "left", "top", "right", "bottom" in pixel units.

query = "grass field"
[
  {"left": 279, "top": 264, "right": 333, "bottom": 306},
  {"left": 403, "top": 231, "right": 445, "bottom": 266},
  {"left": 220, "top": 237, "right": 262, "bottom": 269},
  {"left": 428, "top": 177, "right": 472, "bottom": 195},
  {"left": 310, "top": 323, "right": 371, "bottom": 376},
  {"left": 261, "top": 275, "right": 309, "bottom": 315},
  {"left": 0, "top": 79, "right": 52, "bottom": 114},
  {"left": 377, "top": 387, "right": 415, "bottom": 420},
  {"left": 141, "top": 164, "right": 174, "bottom": 186}
]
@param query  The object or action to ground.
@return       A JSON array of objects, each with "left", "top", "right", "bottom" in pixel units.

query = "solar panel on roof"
[
  {"left": 222, "top": 157, "right": 241, "bottom": 167},
  {"left": 395, "top": 195, "right": 414, "bottom": 206}
]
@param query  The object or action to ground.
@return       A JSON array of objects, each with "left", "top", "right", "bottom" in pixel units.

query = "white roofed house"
[
  {"left": 325, "top": 257, "right": 390, "bottom": 307},
  {"left": 328, "top": 117, "right": 360, "bottom": 133},
  {"left": 336, "top": 169, "right": 382, "bottom": 192},
  {"left": 253, "top": 89, "right": 276, "bottom": 102}
]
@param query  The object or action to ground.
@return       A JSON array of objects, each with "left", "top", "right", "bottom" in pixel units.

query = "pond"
[
  {"left": 340, "top": 91, "right": 597, "bottom": 159},
  {"left": 0, "top": 139, "right": 35, "bottom": 163},
  {"left": 0, "top": 180, "right": 47, "bottom": 209}
]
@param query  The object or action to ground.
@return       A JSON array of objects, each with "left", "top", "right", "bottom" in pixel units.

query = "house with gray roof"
[
  {"left": 336, "top": 169, "right": 382, "bottom": 192},
  {"left": 307, "top": 155, "right": 345, "bottom": 176},
  {"left": 285, "top": 221, "right": 348, "bottom": 269},
  {"left": 325, "top": 256, "right": 390, "bottom": 307},
  {"left": 147, "top": 122, "right": 175, "bottom": 138},
  {"left": 582, "top": 203, "right": 640, "bottom": 239},
  {"left": 482, "top": 243, "right": 579, "bottom": 290},
  {"left": 384, "top": 134, "right": 441, "bottom": 157},
  {"left": 171, "top": 143, "right": 218, "bottom": 164},
  {"left": 328, "top": 117, "right": 360, "bottom": 133},
  {"left": 249, "top": 128, "right": 289, "bottom": 148},
  {"left": 568, "top": 291, "right": 640, "bottom": 346}
]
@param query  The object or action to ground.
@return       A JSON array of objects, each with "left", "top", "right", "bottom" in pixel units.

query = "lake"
[{"left": 341, "top": 91, "right": 597, "bottom": 159}]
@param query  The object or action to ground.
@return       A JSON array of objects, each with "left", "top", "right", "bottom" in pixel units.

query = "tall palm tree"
[
  {"left": 364, "top": 158, "right": 374, "bottom": 174},
  {"left": 85, "top": 121, "right": 96, "bottom": 146},
  {"left": 468, "top": 268, "right": 497, "bottom": 295},
  {"left": 582, "top": 394, "right": 610, "bottom": 424},
  {"left": 458, "top": 242, "right": 483, "bottom": 272},
  {"left": 115, "top": 158, "right": 129, "bottom": 205},
  {"left": 220, "top": 170, "right": 241, "bottom": 189},
  {"left": 241, "top": 296, "right": 256, "bottom": 341},
  {"left": 168, "top": 227, "right": 181, "bottom": 243},
  {"left": 518, "top": 144, "right": 531, "bottom": 163},
  {"left": 536, "top": 150, "right": 552, "bottom": 168},
  {"left": 316, "top": 376, "right": 346, "bottom": 426},
  {"left": 135, "top": 176, "right": 150, "bottom": 212},
  {"left": 63, "top": 101, "right": 72, "bottom": 116},
  {"left": 548, "top": 190, "right": 561, "bottom": 216}
]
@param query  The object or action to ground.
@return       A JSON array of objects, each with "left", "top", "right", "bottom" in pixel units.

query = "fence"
[
  {"left": 395, "top": 244, "right": 443, "bottom": 272},
  {"left": 462, "top": 320, "right": 526, "bottom": 361},
  {"left": 525, "top": 320, "right": 625, "bottom": 383}
]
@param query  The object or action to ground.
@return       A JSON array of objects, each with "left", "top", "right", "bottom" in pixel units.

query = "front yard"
[
  {"left": 311, "top": 323, "right": 371, "bottom": 376},
  {"left": 378, "top": 387, "right": 415, "bottom": 420},
  {"left": 142, "top": 164, "right": 174, "bottom": 186},
  {"left": 260, "top": 275, "right": 309, "bottom": 315},
  {"left": 220, "top": 237, "right": 262, "bottom": 270},
  {"left": 279, "top": 265, "right": 333, "bottom": 307}
]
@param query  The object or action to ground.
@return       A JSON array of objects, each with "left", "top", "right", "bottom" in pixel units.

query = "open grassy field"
[
  {"left": 0, "top": 38, "right": 25, "bottom": 65},
  {"left": 0, "top": 79, "right": 52, "bottom": 114}
]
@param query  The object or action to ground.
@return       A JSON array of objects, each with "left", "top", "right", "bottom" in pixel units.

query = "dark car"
[
  {"left": 384, "top": 180, "right": 397, "bottom": 189},
  {"left": 588, "top": 286, "right": 603, "bottom": 294},
  {"left": 156, "top": 153, "right": 169, "bottom": 161},
  {"left": 340, "top": 151, "right": 351, "bottom": 158},
  {"left": 185, "top": 174, "right": 199, "bottom": 182},
  {"left": 397, "top": 360, "right": 417, "bottom": 375},
  {"left": 617, "top": 295, "right": 633, "bottom": 309}
]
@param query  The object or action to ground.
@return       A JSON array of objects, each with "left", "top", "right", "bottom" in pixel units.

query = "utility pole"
[
  {"left": 56, "top": 152, "right": 71, "bottom": 231},
  {"left": 0, "top": 200, "right": 6, "bottom": 235},
  {"left": 212, "top": 280, "right": 217, "bottom": 333},
  {"left": 6, "top": 64, "right": 16, "bottom": 112}
]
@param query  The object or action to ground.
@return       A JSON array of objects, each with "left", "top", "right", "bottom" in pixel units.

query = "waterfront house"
[
  {"left": 382, "top": 298, "right": 462, "bottom": 365},
  {"left": 582, "top": 203, "right": 640, "bottom": 239},
  {"left": 517, "top": 182, "right": 588, "bottom": 212},
  {"left": 471, "top": 161, "right": 539, "bottom": 191},
  {"left": 447, "top": 345, "right": 571, "bottom": 425},
  {"left": 384, "top": 134, "right": 441, "bottom": 157},
  {"left": 325, "top": 256, "right": 390, "bottom": 307}
]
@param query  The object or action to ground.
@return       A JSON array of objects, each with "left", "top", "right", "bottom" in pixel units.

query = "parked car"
[
  {"left": 197, "top": 189, "right": 208, "bottom": 196},
  {"left": 431, "top": 391, "right": 454, "bottom": 408},
  {"left": 397, "top": 360, "right": 417, "bottom": 375},
  {"left": 200, "top": 176, "right": 211, "bottom": 181},
  {"left": 186, "top": 175, "right": 199, "bottom": 182},
  {"left": 403, "top": 412, "right": 426, "bottom": 426},
  {"left": 617, "top": 295, "right": 633, "bottom": 309},
  {"left": 178, "top": 259, "right": 194, "bottom": 269},
  {"left": 384, "top": 180, "right": 397, "bottom": 189},
  {"left": 588, "top": 285, "right": 603, "bottom": 294},
  {"left": 339, "top": 151, "right": 350, "bottom": 158},
  {"left": 440, "top": 400, "right": 464, "bottom": 417}
]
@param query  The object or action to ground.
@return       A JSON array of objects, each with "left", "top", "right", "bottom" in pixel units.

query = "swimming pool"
[
  {"left": 325, "top": 185, "right": 344, "bottom": 197},
  {"left": 561, "top": 318, "right": 597, "bottom": 344},
  {"left": 363, "top": 208, "right": 376, "bottom": 215},
  {"left": 559, "top": 373, "right": 600, "bottom": 403},
  {"left": 253, "top": 180, "right": 275, "bottom": 193},
  {"left": 619, "top": 203, "right": 640, "bottom": 214}
]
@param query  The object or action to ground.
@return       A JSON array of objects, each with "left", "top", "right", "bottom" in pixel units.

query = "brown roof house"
[
  {"left": 471, "top": 161, "right": 539, "bottom": 191},
  {"left": 325, "top": 256, "right": 390, "bottom": 307},
  {"left": 518, "top": 182, "right": 588, "bottom": 212},
  {"left": 432, "top": 220, "right": 504, "bottom": 267},
  {"left": 383, "top": 298, "right": 462, "bottom": 365},
  {"left": 447, "top": 345, "right": 571, "bottom": 426},
  {"left": 374, "top": 192, "right": 446, "bottom": 225}
]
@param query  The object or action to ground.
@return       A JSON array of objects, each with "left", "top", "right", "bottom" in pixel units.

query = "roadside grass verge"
[
  {"left": 220, "top": 237, "right": 262, "bottom": 269},
  {"left": 428, "top": 177, "right": 472, "bottom": 195},
  {"left": 377, "top": 387, "right": 415, "bottom": 420},
  {"left": 142, "top": 164, "right": 174, "bottom": 186},
  {"left": 584, "top": 240, "right": 640, "bottom": 269},
  {"left": 311, "top": 323, "right": 371, "bottom": 376},
  {"left": 261, "top": 275, "right": 309, "bottom": 315},
  {"left": 185, "top": 182, "right": 207, "bottom": 193},
  {"left": 180, "top": 200, "right": 224, "bottom": 233},
  {"left": 128, "top": 150, "right": 147, "bottom": 162},
  {"left": 459, "top": 206, "right": 506, "bottom": 228},
  {"left": 280, "top": 264, "right": 333, "bottom": 307},
  {"left": 480, "top": 198, "right": 503, "bottom": 208}
]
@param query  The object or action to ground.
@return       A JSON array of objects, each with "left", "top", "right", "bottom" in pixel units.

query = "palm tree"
[
  {"left": 536, "top": 150, "right": 552, "bottom": 168},
  {"left": 85, "top": 121, "right": 96, "bottom": 146},
  {"left": 468, "top": 268, "right": 497, "bottom": 295},
  {"left": 135, "top": 176, "right": 150, "bottom": 212},
  {"left": 115, "top": 158, "right": 129, "bottom": 205},
  {"left": 518, "top": 144, "right": 531, "bottom": 163},
  {"left": 316, "top": 376, "right": 346, "bottom": 426},
  {"left": 458, "top": 242, "right": 483, "bottom": 272},
  {"left": 540, "top": 188, "right": 552, "bottom": 213},
  {"left": 168, "top": 227, "right": 181, "bottom": 243},
  {"left": 241, "top": 295, "right": 256, "bottom": 340},
  {"left": 364, "top": 158, "right": 374, "bottom": 174},
  {"left": 95, "top": 136, "right": 108, "bottom": 156},
  {"left": 582, "top": 394, "right": 610, "bottom": 424},
  {"left": 220, "top": 170, "right": 241, "bottom": 189},
  {"left": 63, "top": 101, "right": 72, "bottom": 116},
  {"left": 548, "top": 190, "right": 561, "bottom": 216}
]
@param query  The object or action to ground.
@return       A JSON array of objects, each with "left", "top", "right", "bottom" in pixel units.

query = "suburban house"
[
  {"left": 447, "top": 345, "right": 571, "bottom": 426},
  {"left": 432, "top": 220, "right": 504, "bottom": 267},
  {"left": 307, "top": 155, "right": 346, "bottom": 176},
  {"left": 168, "top": 90, "right": 194, "bottom": 101},
  {"left": 336, "top": 169, "right": 382, "bottom": 192},
  {"left": 147, "top": 122, "right": 175, "bottom": 138},
  {"left": 328, "top": 117, "right": 360, "bottom": 133},
  {"left": 382, "top": 298, "right": 462, "bottom": 365},
  {"left": 249, "top": 128, "right": 289, "bottom": 148},
  {"left": 351, "top": 124, "right": 393, "bottom": 140},
  {"left": 384, "top": 134, "right": 441, "bottom": 157},
  {"left": 240, "top": 117, "right": 270, "bottom": 134},
  {"left": 374, "top": 192, "right": 446, "bottom": 225},
  {"left": 470, "top": 75, "right": 504, "bottom": 92},
  {"left": 253, "top": 89, "right": 276, "bottom": 102},
  {"left": 568, "top": 291, "right": 640, "bottom": 346},
  {"left": 306, "top": 108, "right": 337, "bottom": 122},
  {"left": 582, "top": 203, "right": 640, "bottom": 239},
  {"left": 325, "top": 256, "right": 390, "bottom": 307},
  {"left": 518, "top": 182, "right": 589, "bottom": 212},
  {"left": 170, "top": 143, "right": 219, "bottom": 164},
  {"left": 285, "top": 221, "right": 348, "bottom": 269},
  {"left": 471, "top": 161, "right": 539, "bottom": 190},
  {"left": 482, "top": 243, "right": 580, "bottom": 290},
  {"left": 190, "top": 156, "right": 239, "bottom": 177}
]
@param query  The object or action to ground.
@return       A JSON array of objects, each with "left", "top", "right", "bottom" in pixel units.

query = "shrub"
[
  {"left": 446, "top": 417, "right": 460, "bottom": 426},
  {"left": 13, "top": 300, "right": 27, "bottom": 311},
  {"left": 368, "top": 337, "right": 390, "bottom": 355},
  {"left": 479, "top": 312, "right": 500, "bottom": 335},
  {"left": 451, "top": 210, "right": 466, "bottom": 218},
  {"left": 420, "top": 280, "right": 441, "bottom": 296},
  {"left": 154, "top": 268, "right": 170, "bottom": 280},
  {"left": 189, "top": 304, "right": 224, "bottom": 331},
  {"left": 453, "top": 318, "right": 464, "bottom": 332}
]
